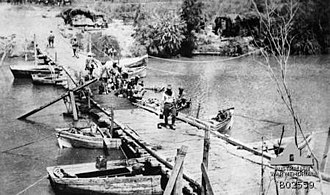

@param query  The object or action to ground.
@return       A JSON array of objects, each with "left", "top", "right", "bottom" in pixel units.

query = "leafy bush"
[{"left": 133, "top": 11, "right": 186, "bottom": 57}]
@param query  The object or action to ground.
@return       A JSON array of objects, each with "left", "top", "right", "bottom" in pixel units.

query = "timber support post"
[
  {"left": 201, "top": 125, "right": 210, "bottom": 195},
  {"left": 110, "top": 107, "right": 114, "bottom": 137},
  {"left": 201, "top": 163, "right": 214, "bottom": 195},
  {"left": 55, "top": 52, "right": 57, "bottom": 62},
  {"left": 320, "top": 127, "right": 330, "bottom": 172},
  {"left": 69, "top": 90, "right": 78, "bottom": 121},
  {"left": 196, "top": 102, "right": 201, "bottom": 119},
  {"left": 173, "top": 148, "right": 184, "bottom": 195},
  {"left": 261, "top": 137, "right": 264, "bottom": 195},
  {"left": 164, "top": 145, "right": 188, "bottom": 195}
]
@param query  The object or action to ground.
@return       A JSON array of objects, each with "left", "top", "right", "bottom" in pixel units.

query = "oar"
[
  {"left": 18, "top": 78, "right": 97, "bottom": 119},
  {"left": 96, "top": 126, "right": 109, "bottom": 156},
  {"left": 221, "top": 107, "right": 235, "bottom": 112}
]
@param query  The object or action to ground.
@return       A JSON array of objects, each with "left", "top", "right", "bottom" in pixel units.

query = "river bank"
[{"left": 0, "top": 1, "right": 258, "bottom": 59}]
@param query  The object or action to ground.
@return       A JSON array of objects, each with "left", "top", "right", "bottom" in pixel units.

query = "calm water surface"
[{"left": 0, "top": 54, "right": 329, "bottom": 194}]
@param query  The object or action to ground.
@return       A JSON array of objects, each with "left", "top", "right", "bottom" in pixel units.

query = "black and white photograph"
[{"left": 0, "top": 0, "right": 329, "bottom": 194}]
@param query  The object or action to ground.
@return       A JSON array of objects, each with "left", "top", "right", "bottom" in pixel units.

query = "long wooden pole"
[
  {"left": 196, "top": 102, "right": 201, "bottom": 119},
  {"left": 202, "top": 125, "right": 210, "bottom": 195},
  {"left": 18, "top": 78, "right": 97, "bottom": 119},
  {"left": 261, "top": 137, "right": 264, "bottom": 195},
  {"left": 110, "top": 107, "right": 114, "bottom": 137},
  {"left": 320, "top": 127, "right": 330, "bottom": 172},
  {"left": 89, "top": 33, "right": 92, "bottom": 53},
  {"left": 0, "top": 51, "right": 7, "bottom": 66},
  {"left": 201, "top": 163, "right": 214, "bottom": 195},
  {"left": 96, "top": 127, "right": 109, "bottom": 156},
  {"left": 164, "top": 146, "right": 188, "bottom": 195},
  {"left": 173, "top": 148, "right": 184, "bottom": 195}
]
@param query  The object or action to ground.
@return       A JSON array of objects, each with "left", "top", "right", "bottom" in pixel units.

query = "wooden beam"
[
  {"left": 110, "top": 108, "right": 114, "bottom": 137},
  {"left": 61, "top": 66, "right": 78, "bottom": 86},
  {"left": 261, "top": 137, "right": 264, "bottom": 195},
  {"left": 320, "top": 127, "right": 330, "bottom": 172},
  {"left": 18, "top": 78, "right": 97, "bottom": 119},
  {"left": 0, "top": 51, "right": 7, "bottom": 66},
  {"left": 202, "top": 125, "right": 210, "bottom": 195},
  {"left": 174, "top": 148, "right": 184, "bottom": 195},
  {"left": 196, "top": 102, "right": 201, "bottom": 119},
  {"left": 69, "top": 91, "right": 78, "bottom": 121},
  {"left": 164, "top": 146, "right": 188, "bottom": 195},
  {"left": 201, "top": 163, "right": 214, "bottom": 195}
]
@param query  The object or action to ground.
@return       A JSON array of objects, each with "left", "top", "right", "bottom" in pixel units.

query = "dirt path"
[
  {"left": 0, "top": 3, "right": 135, "bottom": 82},
  {"left": 0, "top": 4, "right": 104, "bottom": 85}
]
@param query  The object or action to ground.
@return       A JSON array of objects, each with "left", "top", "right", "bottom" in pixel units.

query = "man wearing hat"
[
  {"left": 71, "top": 38, "right": 79, "bottom": 58},
  {"left": 161, "top": 84, "right": 177, "bottom": 129},
  {"left": 48, "top": 31, "right": 55, "bottom": 48},
  {"left": 85, "top": 52, "right": 97, "bottom": 76}
]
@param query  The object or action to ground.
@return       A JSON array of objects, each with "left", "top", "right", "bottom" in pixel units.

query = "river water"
[
  {"left": 0, "top": 54, "right": 329, "bottom": 194},
  {"left": 0, "top": 3, "right": 330, "bottom": 194}
]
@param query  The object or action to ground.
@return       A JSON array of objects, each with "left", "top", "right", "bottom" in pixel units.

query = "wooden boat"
[
  {"left": 10, "top": 64, "right": 62, "bottom": 78},
  {"left": 119, "top": 55, "right": 148, "bottom": 78},
  {"left": 272, "top": 132, "right": 314, "bottom": 155},
  {"left": 206, "top": 107, "right": 234, "bottom": 132},
  {"left": 126, "top": 65, "right": 147, "bottom": 78},
  {"left": 251, "top": 132, "right": 314, "bottom": 156},
  {"left": 119, "top": 54, "right": 148, "bottom": 69},
  {"left": 47, "top": 158, "right": 165, "bottom": 195},
  {"left": 31, "top": 72, "right": 68, "bottom": 87},
  {"left": 55, "top": 126, "right": 121, "bottom": 149}
]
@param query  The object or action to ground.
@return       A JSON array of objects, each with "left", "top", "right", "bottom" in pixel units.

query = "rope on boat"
[
  {"left": 148, "top": 49, "right": 260, "bottom": 63},
  {"left": 16, "top": 174, "right": 48, "bottom": 195}
]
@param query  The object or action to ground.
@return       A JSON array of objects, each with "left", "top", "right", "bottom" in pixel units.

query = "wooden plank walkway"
[
  {"left": 47, "top": 24, "right": 330, "bottom": 195},
  {"left": 96, "top": 104, "right": 272, "bottom": 194}
]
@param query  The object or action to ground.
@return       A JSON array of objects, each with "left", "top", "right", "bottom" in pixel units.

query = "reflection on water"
[{"left": 1, "top": 54, "right": 330, "bottom": 194}]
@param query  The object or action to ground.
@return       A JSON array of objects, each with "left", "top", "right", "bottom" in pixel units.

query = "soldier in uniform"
[{"left": 161, "top": 84, "right": 177, "bottom": 129}]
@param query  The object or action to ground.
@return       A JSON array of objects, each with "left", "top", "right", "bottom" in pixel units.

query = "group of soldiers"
[
  {"left": 98, "top": 62, "right": 146, "bottom": 102},
  {"left": 82, "top": 57, "right": 146, "bottom": 103}
]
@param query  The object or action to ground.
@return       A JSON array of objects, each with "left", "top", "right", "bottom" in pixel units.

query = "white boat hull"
[{"left": 56, "top": 128, "right": 121, "bottom": 149}]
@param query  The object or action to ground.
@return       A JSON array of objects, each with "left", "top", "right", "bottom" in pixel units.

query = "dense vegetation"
[
  {"left": 91, "top": 0, "right": 330, "bottom": 56},
  {"left": 253, "top": 0, "right": 330, "bottom": 55},
  {"left": 132, "top": 10, "right": 186, "bottom": 57}
]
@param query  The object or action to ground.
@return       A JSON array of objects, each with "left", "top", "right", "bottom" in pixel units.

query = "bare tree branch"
[{"left": 251, "top": 0, "right": 324, "bottom": 194}]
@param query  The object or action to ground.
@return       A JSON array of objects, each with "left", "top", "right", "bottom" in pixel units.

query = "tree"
[
  {"left": 181, "top": 0, "right": 204, "bottom": 33},
  {"left": 132, "top": 11, "right": 186, "bottom": 57},
  {"left": 307, "top": 0, "right": 330, "bottom": 54},
  {"left": 180, "top": 0, "right": 204, "bottom": 57},
  {"left": 251, "top": 0, "right": 325, "bottom": 193}
]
